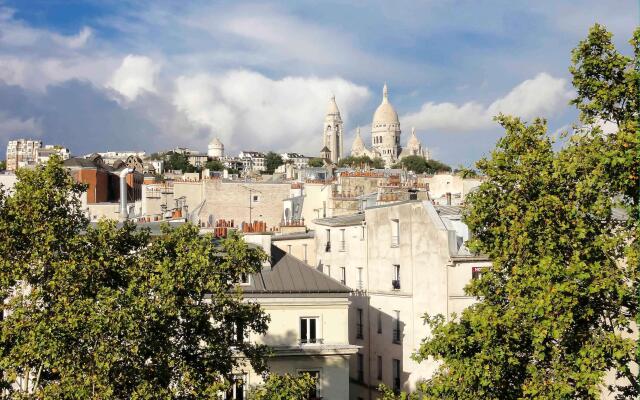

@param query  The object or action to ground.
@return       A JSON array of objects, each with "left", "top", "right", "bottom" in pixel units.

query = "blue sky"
[{"left": 0, "top": 1, "right": 637, "bottom": 165}]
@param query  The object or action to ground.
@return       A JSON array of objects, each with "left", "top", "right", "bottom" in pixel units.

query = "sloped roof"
[
  {"left": 313, "top": 213, "right": 365, "bottom": 227},
  {"left": 243, "top": 246, "right": 350, "bottom": 296}
]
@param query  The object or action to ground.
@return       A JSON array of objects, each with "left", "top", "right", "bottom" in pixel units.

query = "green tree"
[
  {"left": 250, "top": 373, "right": 317, "bottom": 400},
  {"left": 413, "top": 115, "right": 636, "bottom": 399},
  {"left": 164, "top": 151, "right": 193, "bottom": 173},
  {"left": 264, "top": 152, "right": 283, "bottom": 174},
  {"left": 307, "top": 158, "right": 324, "bottom": 167},
  {"left": 205, "top": 159, "right": 224, "bottom": 171},
  {"left": 393, "top": 156, "right": 451, "bottom": 174},
  {"left": 0, "top": 158, "right": 270, "bottom": 398},
  {"left": 337, "top": 155, "right": 384, "bottom": 169},
  {"left": 0, "top": 159, "right": 6, "bottom": 170}
]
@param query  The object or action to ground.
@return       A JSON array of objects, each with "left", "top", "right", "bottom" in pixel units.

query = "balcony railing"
[
  {"left": 391, "top": 235, "right": 399, "bottom": 247},
  {"left": 356, "top": 323, "right": 364, "bottom": 339},
  {"left": 338, "top": 241, "right": 346, "bottom": 252},
  {"left": 357, "top": 280, "right": 364, "bottom": 290},
  {"left": 392, "top": 279, "right": 400, "bottom": 290}
]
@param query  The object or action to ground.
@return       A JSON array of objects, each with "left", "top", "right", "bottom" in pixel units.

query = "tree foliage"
[
  {"left": 392, "top": 156, "right": 451, "bottom": 174},
  {"left": 264, "top": 152, "right": 283, "bottom": 174},
  {"left": 165, "top": 151, "right": 195, "bottom": 173},
  {"left": 250, "top": 373, "right": 317, "bottom": 400},
  {"left": 410, "top": 24, "right": 639, "bottom": 400},
  {"left": 205, "top": 159, "right": 224, "bottom": 171},
  {"left": 307, "top": 158, "right": 325, "bottom": 168},
  {"left": 337, "top": 155, "right": 385, "bottom": 169},
  {"left": 0, "top": 159, "right": 5, "bottom": 170},
  {"left": 0, "top": 158, "right": 270, "bottom": 398}
]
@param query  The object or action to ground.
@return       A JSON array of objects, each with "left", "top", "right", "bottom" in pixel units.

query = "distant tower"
[
  {"left": 208, "top": 137, "right": 224, "bottom": 159},
  {"left": 371, "top": 83, "right": 401, "bottom": 167},
  {"left": 323, "top": 95, "right": 343, "bottom": 163}
]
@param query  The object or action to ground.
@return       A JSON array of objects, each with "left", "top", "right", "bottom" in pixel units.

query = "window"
[
  {"left": 377, "top": 355, "right": 383, "bottom": 380},
  {"left": 325, "top": 229, "right": 331, "bottom": 252},
  {"left": 303, "top": 244, "right": 308, "bottom": 263},
  {"left": 252, "top": 195, "right": 260, "bottom": 203},
  {"left": 472, "top": 266, "right": 486, "bottom": 280},
  {"left": 300, "top": 317, "right": 319, "bottom": 344},
  {"left": 377, "top": 310, "right": 382, "bottom": 334},
  {"left": 392, "top": 359, "right": 401, "bottom": 393},
  {"left": 356, "top": 308, "right": 364, "bottom": 339},
  {"left": 357, "top": 353, "right": 364, "bottom": 382},
  {"left": 339, "top": 229, "right": 346, "bottom": 251},
  {"left": 237, "top": 272, "right": 250, "bottom": 285},
  {"left": 299, "top": 370, "right": 320, "bottom": 399},
  {"left": 232, "top": 320, "right": 245, "bottom": 344},
  {"left": 360, "top": 225, "right": 365, "bottom": 240},
  {"left": 393, "top": 311, "right": 401, "bottom": 344},
  {"left": 392, "top": 265, "right": 400, "bottom": 290},
  {"left": 357, "top": 267, "right": 363, "bottom": 290},
  {"left": 391, "top": 219, "right": 399, "bottom": 247},
  {"left": 225, "top": 374, "right": 246, "bottom": 400},
  {"left": 339, "top": 267, "right": 346, "bottom": 285},
  {"left": 287, "top": 244, "right": 292, "bottom": 253}
]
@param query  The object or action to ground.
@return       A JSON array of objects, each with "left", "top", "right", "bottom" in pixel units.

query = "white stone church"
[{"left": 322, "top": 84, "right": 429, "bottom": 167}]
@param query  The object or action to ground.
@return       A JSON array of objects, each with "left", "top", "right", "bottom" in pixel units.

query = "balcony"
[
  {"left": 391, "top": 235, "right": 399, "bottom": 248},
  {"left": 392, "top": 279, "right": 400, "bottom": 290},
  {"left": 356, "top": 323, "right": 364, "bottom": 339},
  {"left": 338, "top": 241, "right": 346, "bottom": 252},
  {"left": 356, "top": 280, "right": 364, "bottom": 290}
]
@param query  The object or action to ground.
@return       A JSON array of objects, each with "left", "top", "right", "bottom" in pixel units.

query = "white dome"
[
  {"left": 209, "top": 137, "right": 224, "bottom": 148},
  {"left": 372, "top": 83, "right": 399, "bottom": 124}
]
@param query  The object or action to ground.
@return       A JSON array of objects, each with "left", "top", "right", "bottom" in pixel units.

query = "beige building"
[
  {"left": 229, "top": 236, "right": 358, "bottom": 399},
  {"left": 313, "top": 201, "right": 490, "bottom": 399}
]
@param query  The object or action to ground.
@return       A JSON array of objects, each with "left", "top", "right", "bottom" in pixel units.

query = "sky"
[{"left": 0, "top": 0, "right": 637, "bottom": 166}]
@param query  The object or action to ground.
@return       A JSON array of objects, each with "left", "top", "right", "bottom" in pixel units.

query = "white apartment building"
[
  {"left": 281, "top": 152, "right": 310, "bottom": 169},
  {"left": 313, "top": 200, "right": 490, "bottom": 399},
  {"left": 232, "top": 237, "right": 359, "bottom": 399},
  {"left": 239, "top": 151, "right": 266, "bottom": 173},
  {"left": 6, "top": 139, "right": 70, "bottom": 171}
]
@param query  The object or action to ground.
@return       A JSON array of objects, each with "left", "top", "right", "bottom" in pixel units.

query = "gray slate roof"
[
  {"left": 312, "top": 213, "right": 365, "bottom": 227},
  {"left": 244, "top": 246, "right": 350, "bottom": 296}
]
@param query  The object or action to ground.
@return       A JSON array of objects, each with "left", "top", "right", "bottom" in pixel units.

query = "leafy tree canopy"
[
  {"left": 205, "top": 159, "right": 224, "bottom": 171},
  {"left": 307, "top": 158, "right": 325, "bottom": 168},
  {"left": 406, "top": 23, "right": 639, "bottom": 400},
  {"left": 337, "top": 155, "right": 385, "bottom": 169},
  {"left": 164, "top": 151, "right": 195, "bottom": 173},
  {"left": 392, "top": 156, "right": 451, "bottom": 174},
  {"left": 0, "top": 159, "right": 6, "bottom": 170},
  {"left": 250, "top": 373, "right": 317, "bottom": 400},
  {"left": 0, "top": 158, "right": 270, "bottom": 398},
  {"left": 264, "top": 152, "right": 284, "bottom": 174}
]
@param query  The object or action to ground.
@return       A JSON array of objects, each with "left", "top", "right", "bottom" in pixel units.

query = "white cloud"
[
  {"left": 402, "top": 73, "right": 573, "bottom": 132},
  {"left": 173, "top": 70, "right": 370, "bottom": 153},
  {"left": 52, "top": 27, "right": 92, "bottom": 49},
  {"left": 108, "top": 55, "right": 160, "bottom": 100}
]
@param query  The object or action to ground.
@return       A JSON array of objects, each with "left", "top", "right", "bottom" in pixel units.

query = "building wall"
[
  {"left": 242, "top": 296, "right": 353, "bottom": 400},
  {"left": 272, "top": 236, "right": 316, "bottom": 266},
  {"left": 197, "top": 181, "right": 290, "bottom": 228}
]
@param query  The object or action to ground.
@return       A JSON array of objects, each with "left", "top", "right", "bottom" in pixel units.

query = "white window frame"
[{"left": 300, "top": 316, "right": 321, "bottom": 344}]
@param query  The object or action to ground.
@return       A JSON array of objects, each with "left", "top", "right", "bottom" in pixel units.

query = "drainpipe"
[{"left": 119, "top": 168, "right": 134, "bottom": 219}]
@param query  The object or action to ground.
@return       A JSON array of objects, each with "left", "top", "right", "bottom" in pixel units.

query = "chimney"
[{"left": 119, "top": 168, "right": 134, "bottom": 218}]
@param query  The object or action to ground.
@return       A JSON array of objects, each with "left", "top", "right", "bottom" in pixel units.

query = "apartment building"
[
  {"left": 232, "top": 238, "right": 359, "bottom": 399},
  {"left": 6, "top": 139, "right": 70, "bottom": 171},
  {"left": 313, "top": 200, "right": 490, "bottom": 399}
]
